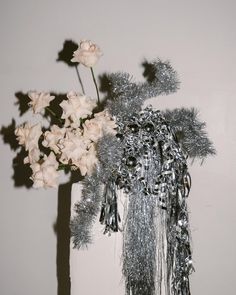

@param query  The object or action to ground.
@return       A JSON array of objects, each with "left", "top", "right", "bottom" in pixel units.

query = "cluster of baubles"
[{"left": 113, "top": 108, "right": 186, "bottom": 211}]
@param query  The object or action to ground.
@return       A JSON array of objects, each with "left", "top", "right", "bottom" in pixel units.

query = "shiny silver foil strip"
[{"left": 123, "top": 190, "right": 157, "bottom": 295}]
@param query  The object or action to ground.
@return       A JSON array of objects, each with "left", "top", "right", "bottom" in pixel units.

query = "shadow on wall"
[{"left": 54, "top": 171, "right": 81, "bottom": 295}]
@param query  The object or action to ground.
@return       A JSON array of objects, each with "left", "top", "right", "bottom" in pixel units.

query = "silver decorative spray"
[{"left": 70, "top": 58, "right": 215, "bottom": 295}]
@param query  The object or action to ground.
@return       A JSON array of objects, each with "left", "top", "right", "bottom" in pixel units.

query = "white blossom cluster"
[
  {"left": 14, "top": 40, "right": 116, "bottom": 189},
  {"left": 15, "top": 91, "right": 116, "bottom": 188}
]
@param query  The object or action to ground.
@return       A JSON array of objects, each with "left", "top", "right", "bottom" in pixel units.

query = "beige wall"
[{"left": 0, "top": 0, "right": 235, "bottom": 294}]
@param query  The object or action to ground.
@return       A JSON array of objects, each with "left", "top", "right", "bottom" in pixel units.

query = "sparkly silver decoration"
[
  {"left": 106, "top": 59, "right": 179, "bottom": 120},
  {"left": 114, "top": 108, "right": 194, "bottom": 295},
  {"left": 164, "top": 108, "right": 216, "bottom": 160},
  {"left": 70, "top": 58, "right": 215, "bottom": 295},
  {"left": 70, "top": 167, "right": 102, "bottom": 248},
  {"left": 99, "top": 180, "right": 120, "bottom": 234},
  {"left": 96, "top": 134, "right": 123, "bottom": 181}
]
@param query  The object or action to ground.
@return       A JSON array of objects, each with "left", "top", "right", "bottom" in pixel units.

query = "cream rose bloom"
[
  {"left": 15, "top": 122, "right": 42, "bottom": 151},
  {"left": 71, "top": 40, "right": 103, "bottom": 67},
  {"left": 30, "top": 152, "right": 59, "bottom": 188},
  {"left": 58, "top": 129, "right": 90, "bottom": 167},
  {"left": 15, "top": 123, "right": 30, "bottom": 146},
  {"left": 24, "top": 147, "right": 41, "bottom": 164},
  {"left": 42, "top": 125, "right": 66, "bottom": 154},
  {"left": 60, "top": 91, "right": 96, "bottom": 127},
  {"left": 28, "top": 91, "right": 55, "bottom": 114},
  {"left": 83, "top": 110, "right": 117, "bottom": 142},
  {"left": 94, "top": 110, "right": 117, "bottom": 135},
  {"left": 83, "top": 117, "right": 103, "bottom": 142},
  {"left": 78, "top": 143, "right": 98, "bottom": 176}
]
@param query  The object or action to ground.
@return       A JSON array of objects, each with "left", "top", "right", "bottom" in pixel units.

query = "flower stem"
[
  {"left": 75, "top": 65, "right": 85, "bottom": 94},
  {"left": 46, "top": 107, "right": 56, "bottom": 117},
  {"left": 46, "top": 107, "right": 63, "bottom": 123},
  {"left": 90, "top": 67, "right": 100, "bottom": 105},
  {"left": 57, "top": 163, "right": 70, "bottom": 171}
]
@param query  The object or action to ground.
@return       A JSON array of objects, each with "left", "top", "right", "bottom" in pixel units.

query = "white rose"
[
  {"left": 59, "top": 129, "right": 90, "bottom": 166},
  {"left": 71, "top": 40, "right": 103, "bottom": 67},
  {"left": 30, "top": 152, "right": 59, "bottom": 188},
  {"left": 83, "top": 118, "right": 103, "bottom": 142},
  {"left": 78, "top": 143, "right": 98, "bottom": 176},
  {"left": 94, "top": 110, "right": 117, "bottom": 135},
  {"left": 60, "top": 91, "right": 96, "bottom": 127},
  {"left": 24, "top": 147, "right": 41, "bottom": 164},
  {"left": 83, "top": 110, "right": 117, "bottom": 142},
  {"left": 42, "top": 125, "right": 66, "bottom": 154},
  {"left": 28, "top": 91, "right": 55, "bottom": 114},
  {"left": 15, "top": 122, "right": 42, "bottom": 151},
  {"left": 15, "top": 122, "right": 30, "bottom": 146}
]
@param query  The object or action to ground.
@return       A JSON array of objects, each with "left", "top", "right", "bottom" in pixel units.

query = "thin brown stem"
[
  {"left": 75, "top": 65, "right": 85, "bottom": 94},
  {"left": 90, "top": 67, "right": 100, "bottom": 105}
]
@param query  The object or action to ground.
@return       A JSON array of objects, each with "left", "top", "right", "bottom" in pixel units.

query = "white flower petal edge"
[
  {"left": 83, "top": 110, "right": 117, "bottom": 142},
  {"left": 42, "top": 125, "right": 66, "bottom": 154},
  {"left": 15, "top": 122, "right": 42, "bottom": 151},
  {"left": 30, "top": 152, "right": 59, "bottom": 188},
  {"left": 78, "top": 143, "right": 98, "bottom": 176},
  {"left": 28, "top": 91, "right": 55, "bottom": 114},
  {"left": 59, "top": 91, "right": 96, "bottom": 127},
  {"left": 71, "top": 40, "right": 103, "bottom": 67},
  {"left": 58, "top": 128, "right": 90, "bottom": 166}
]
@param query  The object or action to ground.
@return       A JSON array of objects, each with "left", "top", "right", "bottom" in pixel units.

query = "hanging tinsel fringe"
[{"left": 95, "top": 108, "right": 194, "bottom": 294}]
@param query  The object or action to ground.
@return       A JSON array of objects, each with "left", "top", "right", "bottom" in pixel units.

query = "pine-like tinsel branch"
[{"left": 163, "top": 108, "right": 216, "bottom": 160}]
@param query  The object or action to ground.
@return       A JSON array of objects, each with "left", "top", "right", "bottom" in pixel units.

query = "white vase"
[{"left": 70, "top": 182, "right": 125, "bottom": 295}]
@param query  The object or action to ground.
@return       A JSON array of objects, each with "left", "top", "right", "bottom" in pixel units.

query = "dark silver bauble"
[
  {"left": 128, "top": 123, "right": 139, "bottom": 133},
  {"left": 126, "top": 156, "right": 137, "bottom": 167},
  {"left": 144, "top": 122, "right": 155, "bottom": 133}
]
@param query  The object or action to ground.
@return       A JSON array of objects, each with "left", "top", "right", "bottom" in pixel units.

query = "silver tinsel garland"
[{"left": 70, "top": 58, "right": 215, "bottom": 294}]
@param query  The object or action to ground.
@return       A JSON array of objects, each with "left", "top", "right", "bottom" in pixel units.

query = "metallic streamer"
[
  {"left": 123, "top": 191, "right": 157, "bottom": 295},
  {"left": 164, "top": 108, "right": 216, "bottom": 159},
  {"left": 106, "top": 59, "right": 179, "bottom": 120},
  {"left": 99, "top": 179, "right": 120, "bottom": 234},
  {"left": 113, "top": 108, "right": 194, "bottom": 295},
  {"left": 70, "top": 167, "right": 102, "bottom": 248},
  {"left": 140, "top": 59, "right": 180, "bottom": 98},
  {"left": 96, "top": 134, "right": 124, "bottom": 182},
  {"left": 70, "top": 58, "right": 215, "bottom": 294}
]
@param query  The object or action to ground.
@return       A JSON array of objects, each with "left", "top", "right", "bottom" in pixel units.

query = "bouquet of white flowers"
[{"left": 15, "top": 40, "right": 116, "bottom": 188}]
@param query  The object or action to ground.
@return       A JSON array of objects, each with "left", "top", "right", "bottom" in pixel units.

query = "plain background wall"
[{"left": 0, "top": 0, "right": 235, "bottom": 294}]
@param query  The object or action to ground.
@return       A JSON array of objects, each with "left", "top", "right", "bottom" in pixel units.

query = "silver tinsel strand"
[
  {"left": 96, "top": 134, "right": 124, "bottom": 181},
  {"left": 70, "top": 168, "right": 102, "bottom": 248},
  {"left": 70, "top": 58, "right": 215, "bottom": 294},
  {"left": 163, "top": 108, "right": 216, "bottom": 160},
  {"left": 113, "top": 108, "right": 194, "bottom": 295},
  {"left": 123, "top": 192, "right": 157, "bottom": 295},
  {"left": 106, "top": 59, "right": 179, "bottom": 119}
]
